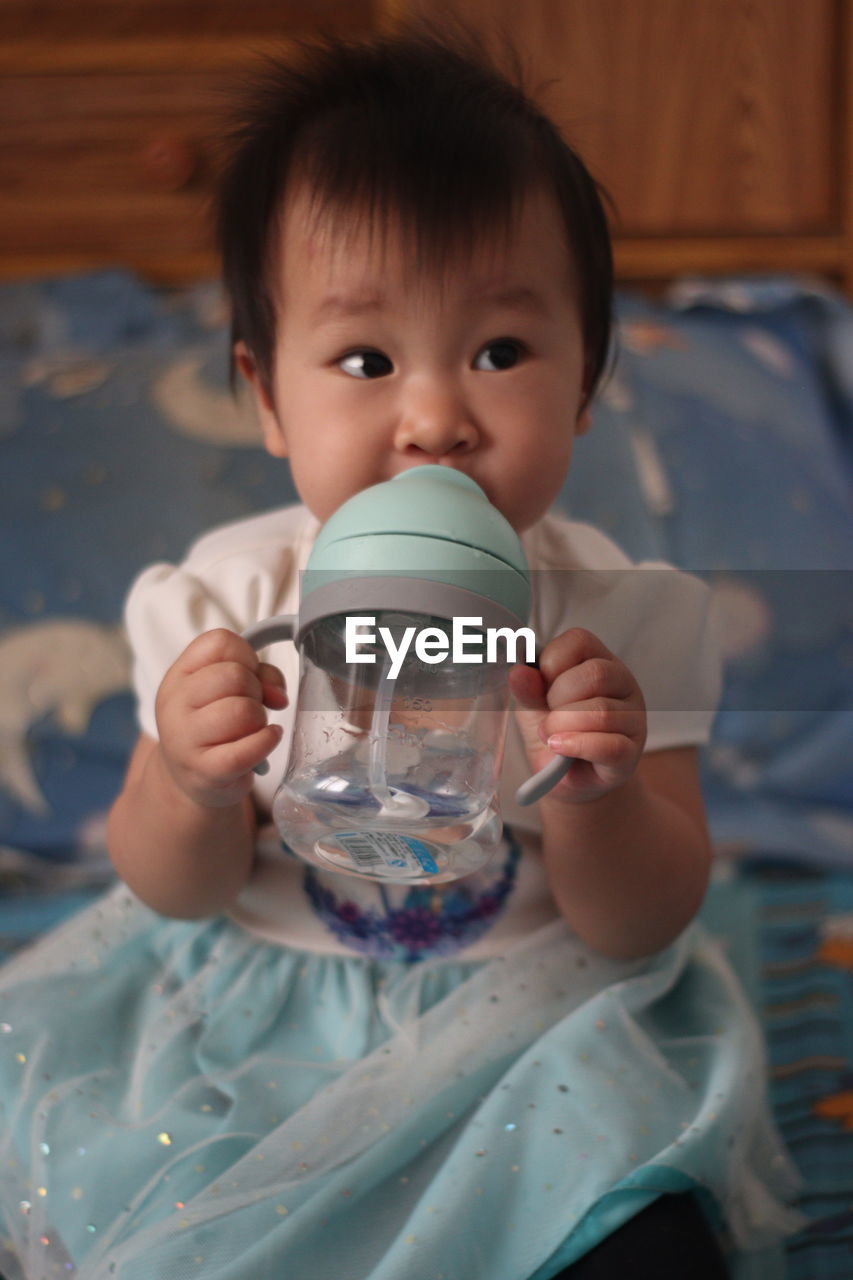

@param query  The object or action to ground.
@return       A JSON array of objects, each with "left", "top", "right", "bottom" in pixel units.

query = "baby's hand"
[
  {"left": 508, "top": 628, "right": 646, "bottom": 803},
  {"left": 155, "top": 628, "right": 287, "bottom": 808}
]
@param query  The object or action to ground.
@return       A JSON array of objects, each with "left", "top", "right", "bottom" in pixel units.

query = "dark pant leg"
[{"left": 551, "top": 1192, "right": 730, "bottom": 1279}]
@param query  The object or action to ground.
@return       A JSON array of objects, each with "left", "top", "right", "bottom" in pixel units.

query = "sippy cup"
[{"left": 243, "top": 466, "right": 571, "bottom": 884}]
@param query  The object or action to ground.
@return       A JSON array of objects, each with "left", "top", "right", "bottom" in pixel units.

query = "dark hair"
[{"left": 215, "top": 23, "right": 614, "bottom": 409}]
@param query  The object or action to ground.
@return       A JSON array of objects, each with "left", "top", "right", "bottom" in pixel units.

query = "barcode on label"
[
  {"left": 334, "top": 831, "right": 440, "bottom": 875},
  {"left": 336, "top": 834, "right": 385, "bottom": 867}
]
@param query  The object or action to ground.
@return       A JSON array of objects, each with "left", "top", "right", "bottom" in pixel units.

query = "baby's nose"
[{"left": 394, "top": 382, "right": 478, "bottom": 457}]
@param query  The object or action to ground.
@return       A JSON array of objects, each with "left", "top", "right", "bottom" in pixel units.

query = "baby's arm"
[
  {"left": 107, "top": 628, "right": 286, "bottom": 919},
  {"left": 510, "top": 628, "right": 712, "bottom": 961}
]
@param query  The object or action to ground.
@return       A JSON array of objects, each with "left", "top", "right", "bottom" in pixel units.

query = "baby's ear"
[{"left": 233, "top": 342, "right": 288, "bottom": 458}]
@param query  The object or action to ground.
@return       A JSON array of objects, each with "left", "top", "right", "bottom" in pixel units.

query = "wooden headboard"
[{"left": 2, "top": 0, "right": 851, "bottom": 292}]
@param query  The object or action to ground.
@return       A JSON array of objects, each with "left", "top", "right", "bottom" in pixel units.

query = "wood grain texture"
[
  {"left": 0, "top": 2, "right": 375, "bottom": 279},
  {"left": 0, "top": 0, "right": 850, "bottom": 287},
  {"left": 401, "top": 0, "right": 835, "bottom": 234},
  {"left": 0, "top": 1, "right": 372, "bottom": 41}
]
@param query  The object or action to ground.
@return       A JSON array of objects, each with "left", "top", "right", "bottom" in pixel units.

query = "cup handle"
[
  {"left": 515, "top": 754, "right": 573, "bottom": 807},
  {"left": 241, "top": 614, "right": 296, "bottom": 775}
]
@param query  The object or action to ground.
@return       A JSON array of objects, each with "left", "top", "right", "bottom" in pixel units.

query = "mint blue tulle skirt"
[{"left": 0, "top": 884, "right": 804, "bottom": 1280}]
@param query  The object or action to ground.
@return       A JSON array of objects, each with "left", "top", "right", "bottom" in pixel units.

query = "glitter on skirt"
[{"left": 0, "top": 884, "right": 805, "bottom": 1279}]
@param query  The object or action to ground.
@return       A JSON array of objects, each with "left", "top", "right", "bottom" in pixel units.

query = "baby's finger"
[
  {"left": 538, "top": 628, "right": 614, "bottom": 684},
  {"left": 544, "top": 730, "right": 636, "bottom": 773},
  {"left": 193, "top": 694, "right": 270, "bottom": 747},
  {"left": 184, "top": 660, "right": 264, "bottom": 711},
  {"left": 507, "top": 663, "right": 548, "bottom": 711},
  {"left": 258, "top": 662, "right": 288, "bottom": 708},
  {"left": 176, "top": 628, "right": 262, "bottom": 678},
  {"left": 199, "top": 723, "right": 284, "bottom": 787},
  {"left": 538, "top": 697, "right": 643, "bottom": 743},
  {"left": 546, "top": 656, "right": 636, "bottom": 709}
]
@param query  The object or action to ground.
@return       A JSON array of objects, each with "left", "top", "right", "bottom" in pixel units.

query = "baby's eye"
[
  {"left": 338, "top": 350, "right": 394, "bottom": 379},
  {"left": 473, "top": 339, "right": 525, "bottom": 372}
]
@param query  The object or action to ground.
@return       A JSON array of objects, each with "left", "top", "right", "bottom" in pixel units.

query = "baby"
[
  {"left": 113, "top": 35, "right": 709, "bottom": 960},
  {"left": 0, "top": 24, "right": 803, "bottom": 1280}
]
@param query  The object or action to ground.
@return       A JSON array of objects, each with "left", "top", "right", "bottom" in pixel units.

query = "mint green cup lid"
[{"left": 303, "top": 465, "right": 531, "bottom": 622}]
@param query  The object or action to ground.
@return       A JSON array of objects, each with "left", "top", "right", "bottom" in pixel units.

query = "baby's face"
[{"left": 238, "top": 183, "right": 591, "bottom": 533}]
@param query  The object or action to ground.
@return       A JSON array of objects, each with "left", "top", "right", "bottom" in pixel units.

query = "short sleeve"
[
  {"left": 121, "top": 508, "right": 311, "bottom": 742},
  {"left": 621, "top": 565, "right": 722, "bottom": 751},
  {"left": 526, "top": 514, "right": 723, "bottom": 754},
  {"left": 124, "top": 562, "right": 246, "bottom": 740}
]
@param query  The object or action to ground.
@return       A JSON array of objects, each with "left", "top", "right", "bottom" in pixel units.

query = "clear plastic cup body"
[{"left": 272, "top": 611, "right": 511, "bottom": 882}]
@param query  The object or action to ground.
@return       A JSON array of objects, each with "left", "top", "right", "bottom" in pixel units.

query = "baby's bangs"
[{"left": 289, "top": 104, "right": 539, "bottom": 282}]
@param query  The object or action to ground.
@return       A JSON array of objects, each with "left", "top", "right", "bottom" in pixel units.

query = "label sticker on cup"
[{"left": 332, "top": 831, "right": 440, "bottom": 875}]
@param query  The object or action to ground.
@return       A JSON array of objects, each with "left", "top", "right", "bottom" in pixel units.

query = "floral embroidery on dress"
[{"left": 301, "top": 828, "right": 521, "bottom": 962}]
